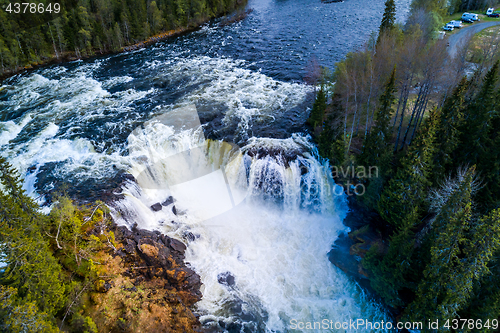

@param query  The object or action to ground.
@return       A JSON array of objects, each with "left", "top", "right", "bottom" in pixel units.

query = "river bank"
[
  {"left": 78, "top": 221, "right": 204, "bottom": 333},
  {"left": 0, "top": 5, "right": 249, "bottom": 83}
]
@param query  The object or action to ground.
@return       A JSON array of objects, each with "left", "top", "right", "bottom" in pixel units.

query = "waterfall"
[{"left": 110, "top": 108, "right": 388, "bottom": 332}]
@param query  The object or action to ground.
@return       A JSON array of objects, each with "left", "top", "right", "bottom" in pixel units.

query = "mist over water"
[{"left": 0, "top": 0, "right": 412, "bottom": 331}]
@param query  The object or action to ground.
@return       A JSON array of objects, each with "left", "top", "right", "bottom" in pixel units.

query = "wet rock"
[
  {"left": 169, "top": 238, "right": 187, "bottom": 252},
  {"left": 183, "top": 231, "right": 198, "bottom": 242},
  {"left": 162, "top": 196, "right": 175, "bottom": 206},
  {"left": 137, "top": 238, "right": 171, "bottom": 267},
  {"left": 218, "top": 272, "right": 235, "bottom": 286},
  {"left": 151, "top": 203, "right": 162, "bottom": 211},
  {"left": 124, "top": 239, "right": 137, "bottom": 255}
]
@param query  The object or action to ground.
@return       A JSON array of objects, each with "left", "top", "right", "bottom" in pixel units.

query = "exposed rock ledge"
[
  {"left": 328, "top": 196, "right": 390, "bottom": 291},
  {"left": 86, "top": 223, "right": 204, "bottom": 333}
]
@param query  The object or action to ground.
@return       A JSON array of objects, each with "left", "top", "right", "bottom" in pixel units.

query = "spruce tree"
[
  {"left": 405, "top": 168, "right": 500, "bottom": 323},
  {"left": 363, "top": 207, "right": 419, "bottom": 307},
  {"left": 432, "top": 77, "right": 468, "bottom": 184},
  {"left": 308, "top": 87, "right": 327, "bottom": 129},
  {"left": 457, "top": 62, "right": 498, "bottom": 166},
  {"left": 377, "top": 0, "right": 396, "bottom": 43},
  {"left": 0, "top": 157, "right": 66, "bottom": 317},
  {"left": 377, "top": 108, "right": 438, "bottom": 227}
]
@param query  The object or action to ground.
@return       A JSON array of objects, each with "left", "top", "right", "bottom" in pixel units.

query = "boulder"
[
  {"left": 217, "top": 272, "right": 235, "bottom": 287},
  {"left": 151, "top": 203, "right": 162, "bottom": 212},
  {"left": 169, "top": 238, "right": 187, "bottom": 252},
  {"left": 162, "top": 196, "right": 175, "bottom": 206},
  {"left": 137, "top": 238, "right": 171, "bottom": 267}
]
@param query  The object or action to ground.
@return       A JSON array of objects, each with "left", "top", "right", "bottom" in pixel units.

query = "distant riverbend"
[{"left": 0, "top": 0, "right": 412, "bottom": 331}]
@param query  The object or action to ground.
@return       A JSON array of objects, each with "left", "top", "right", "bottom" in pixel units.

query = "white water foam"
[
  {"left": 1, "top": 55, "right": 387, "bottom": 332},
  {"left": 145, "top": 56, "right": 312, "bottom": 140},
  {"left": 110, "top": 119, "right": 389, "bottom": 332}
]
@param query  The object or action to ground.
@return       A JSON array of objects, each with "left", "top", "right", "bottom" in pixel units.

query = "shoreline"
[{"left": 0, "top": 6, "right": 250, "bottom": 83}]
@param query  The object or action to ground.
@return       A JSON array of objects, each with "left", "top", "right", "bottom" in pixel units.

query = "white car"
[
  {"left": 487, "top": 8, "right": 494, "bottom": 15},
  {"left": 449, "top": 20, "right": 463, "bottom": 28},
  {"left": 443, "top": 23, "right": 454, "bottom": 31}
]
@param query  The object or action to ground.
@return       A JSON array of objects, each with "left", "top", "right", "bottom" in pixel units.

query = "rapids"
[{"left": 0, "top": 0, "right": 413, "bottom": 331}]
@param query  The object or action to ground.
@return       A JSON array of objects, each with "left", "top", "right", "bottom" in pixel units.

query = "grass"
[
  {"left": 467, "top": 25, "right": 500, "bottom": 63},
  {"left": 442, "top": 10, "right": 500, "bottom": 35}
]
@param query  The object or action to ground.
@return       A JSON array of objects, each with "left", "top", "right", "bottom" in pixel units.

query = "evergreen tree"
[
  {"left": 307, "top": 87, "right": 327, "bottom": 129},
  {"left": 377, "top": 105, "right": 438, "bottom": 227},
  {"left": 363, "top": 207, "right": 419, "bottom": 307},
  {"left": 0, "top": 286, "right": 59, "bottom": 333},
  {"left": 377, "top": 0, "right": 396, "bottom": 43},
  {"left": 0, "top": 157, "right": 66, "bottom": 317},
  {"left": 405, "top": 168, "right": 500, "bottom": 323},
  {"left": 432, "top": 77, "right": 468, "bottom": 184},
  {"left": 457, "top": 62, "right": 498, "bottom": 166}
]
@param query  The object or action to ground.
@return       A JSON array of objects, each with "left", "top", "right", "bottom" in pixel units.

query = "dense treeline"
[
  {"left": 0, "top": 0, "right": 245, "bottom": 75},
  {"left": 311, "top": 0, "right": 500, "bottom": 329},
  {"left": 0, "top": 156, "right": 122, "bottom": 332},
  {"left": 450, "top": 0, "right": 498, "bottom": 12}
]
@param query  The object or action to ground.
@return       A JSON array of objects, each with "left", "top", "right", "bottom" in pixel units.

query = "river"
[{"left": 0, "top": 0, "right": 411, "bottom": 331}]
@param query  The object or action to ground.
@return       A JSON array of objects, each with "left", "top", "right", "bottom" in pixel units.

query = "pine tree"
[
  {"left": 377, "top": 0, "right": 396, "bottom": 43},
  {"left": 377, "top": 108, "right": 438, "bottom": 227},
  {"left": 405, "top": 167, "right": 500, "bottom": 323},
  {"left": 308, "top": 87, "right": 327, "bottom": 129},
  {"left": 432, "top": 77, "right": 468, "bottom": 184},
  {"left": 363, "top": 207, "right": 419, "bottom": 307}
]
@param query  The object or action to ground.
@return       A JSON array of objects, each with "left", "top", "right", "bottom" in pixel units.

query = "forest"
[
  {"left": 0, "top": 0, "right": 246, "bottom": 76},
  {"left": 1, "top": 0, "right": 500, "bottom": 330},
  {"left": 309, "top": 0, "right": 500, "bottom": 328}
]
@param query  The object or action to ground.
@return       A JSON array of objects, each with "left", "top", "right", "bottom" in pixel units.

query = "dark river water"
[{"left": 0, "top": 0, "right": 411, "bottom": 331}]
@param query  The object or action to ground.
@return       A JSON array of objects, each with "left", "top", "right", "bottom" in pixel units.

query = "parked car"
[
  {"left": 462, "top": 12, "right": 480, "bottom": 21},
  {"left": 486, "top": 8, "right": 500, "bottom": 17},
  {"left": 443, "top": 23, "right": 454, "bottom": 31},
  {"left": 448, "top": 20, "right": 463, "bottom": 28},
  {"left": 462, "top": 17, "right": 474, "bottom": 23}
]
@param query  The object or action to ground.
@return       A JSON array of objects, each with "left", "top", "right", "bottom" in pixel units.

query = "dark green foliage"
[
  {"left": 0, "top": 286, "right": 59, "bottom": 333},
  {"left": 317, "top": 93, "right": 347, "bottom": 166},
  {"left": 432, "top": 77, "right": 468, "bottom": 184},
  {"left": 363, "top": 207, "right": 419, "bottom": 307},
  {"left": 378, "top": 0, "right": 396, "bottom": 37},
  {"left": 406, "top": 168, "right": 500, "bottom": 323},
  {"left": 0, "top": 157, "right": 112, "bottom": 331},
  {"left": 0, "top": 157, "right": 66, "bottom": 317},
  {"left": 0, "top": 0, "right": 246, "bottom": 73},
  {"left": 378, "top": 108, "right": 438, "bottom": 227},
  {"left": 454, "top": 62, "right": 500, "bottom": 210},
  {"left": 307, "top": 87, "right": 327, "bottom": 129},
  {"left": 462, "top": 62, "right": 498, "bottom": 161}
]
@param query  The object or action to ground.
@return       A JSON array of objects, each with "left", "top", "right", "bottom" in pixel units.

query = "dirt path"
[{"left": 447, "top": 21, "right": 500, "bottom": 58}]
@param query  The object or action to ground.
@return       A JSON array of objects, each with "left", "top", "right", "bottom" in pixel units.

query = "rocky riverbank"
[{"left": 83, "top": 222, "right": 204, "bottom": 333}]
